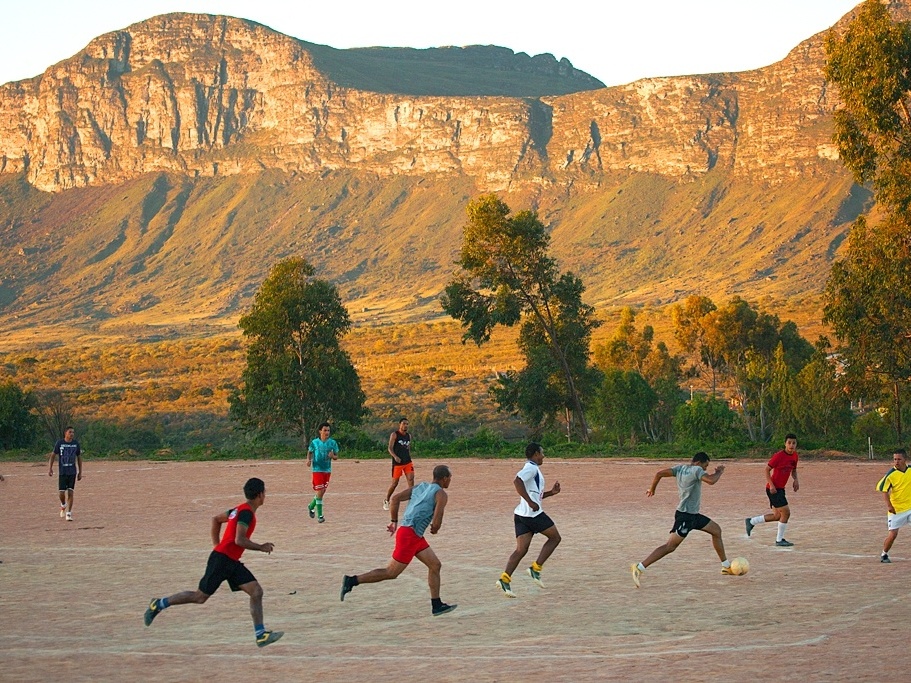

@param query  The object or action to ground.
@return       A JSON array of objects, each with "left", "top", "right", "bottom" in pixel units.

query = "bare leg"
[
  {"left": 239, "top": 581, "right": 264, "bottom": 626},
  {"left": 504, "top": 533, "right": 533, "bottom": 576},
  {"left": 405, "top": 471, "right": 415, "bottom": 488},
  {"left": 163, "top": 589, "right": 210, "bottom": 606},
  {"left": 66, "top": 489, "right": 74, "bottom": 513},
  {"left": 355, "top": 558, "right": 408, "bottom": 585},
  {"left": 534, "top": 525, "right": 562, "bottom": 567},
  {"left": 641, "top": 532, "right": 686, "bottom": 568},
  {"left": 385, "top": 477, "right": 401, "bottom": 502},
  {"left": 883, "top": 529, "right": 899, "bottom": 554},
  {"left": 764, "top": 504, "right": 790, "bottom": 523},
  {"left": 700, "top": 520, "right": 727, "bottom": 562},
  {"left": 415, "top": 547, "right": 442, "bottom": 599}
]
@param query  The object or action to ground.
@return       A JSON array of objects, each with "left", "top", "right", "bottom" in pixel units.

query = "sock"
[
  {"left": 316, "top": 499, "right": 323, "bottom": 517},
  {"left": 308, "top": 497, "right": 316, "bottom": 511},
  {"left": 158, "top": 597, "right": 170, "bottom": 610},
  {"left": 637, "top": 562, "right": 646, "bottom": 572},
  {"left": 882, "top": 551, "right": 889, "bottom": 557},
  {"left": 431, "top": 597, "right": 442, "bottom": 609},
  {"left": 500, "top": 572, "right": 511, "bottom": 584},
  {"left": 531, "top": 561, "right": 542, "bottom": 572},
  {"left": 255, "top": 624, "right": 265, "bottom": 638},
  {"left": 722, "top": 560, "right": 731, "bottom": 568},
  {"left": 750, "top": 515, "right": 766, "bottom": 525},
  {"left": 777, "top": 522, "right": 788, "bottom": 542}
]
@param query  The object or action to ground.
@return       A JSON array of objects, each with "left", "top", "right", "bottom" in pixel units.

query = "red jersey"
[
  {"left": 214, "top": 502, "right": 256, "bottom": 561},
  {"left": 767, "top": 450, "right": 798, "bottom": 490}
]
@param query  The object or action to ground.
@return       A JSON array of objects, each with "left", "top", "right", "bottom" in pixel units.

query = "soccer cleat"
[
  {"left": 60, "top": 506, "right": 66, "bottom": 518},
  {"left": 340, "top": 575, "right": 356, "bottom": 601},
  {"left": 881, "top": 554, "right": 892, "bottom": 563},
  {"left": 775, "top": 539, "right": 794, "bottom": 547},
  {"left": 721, "top": 565, "right": 736, "bottom": 575},
  {"left": 318, "top": 516, "right": 326, "bottom": 523},
  {"left": 256, "top": 630, "right": 284, "bottom": 647},
  {"left": 432, "top": 602, "right": 457, "bottom": 616},
  {"left": 383, "top": 499, "right": 390, "bottom": 511},
  {"left": 496, "top": 579, "right": 516, "bottom": 598},
  {"left": 308, "top": 507, "right": 315, "bottom": 519},
  {"left": 527, "top": 566, "right": 545, "bottom": 588},
  {"left": 745, "top": 518, "right": 754, "bottom": 537},
  {"left": 144, "top": 599, "right": 160, "bottom": 626},
  {"left": 65, "top": 512, "right": 73, "bottom": 521},
  {"left": 630, "top": 563, "right": 642, "bottom": 588}
]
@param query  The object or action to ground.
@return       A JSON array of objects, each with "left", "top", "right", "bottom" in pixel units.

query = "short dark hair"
[
  {"left": 432, "top": 465, "right": 451, "bottom": 481},
  {"left": 398, "top": 417, "right": 408, "bottom": 423},
  {"left": 318, "top": 422, "right": 331, "bottom": 431},
  {"left": 785, "top": 433, "right": 797, "bottom": 441},
  {"left": 895, "top": 448, "right": 907, "bottom": 458},
  {"left": 692, "top": 452, "right": 710, "bottom": 465},
  {"left": 244, "top": 477, "right": 265, "bottom": 499},
  {"left": 525, "top": 442, "right": 542, "bottom": 459}
]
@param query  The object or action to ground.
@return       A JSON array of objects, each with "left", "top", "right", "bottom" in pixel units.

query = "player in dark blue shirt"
[{"left": 47, "top": 427, "right": 82, "bottom": 521}]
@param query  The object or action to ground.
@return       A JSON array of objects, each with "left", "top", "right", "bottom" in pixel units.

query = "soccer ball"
[{"left": 731, "top": 557, "right": 750, "bottom": 576}]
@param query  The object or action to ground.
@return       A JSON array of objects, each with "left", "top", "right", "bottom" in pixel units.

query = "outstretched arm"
[
  {"left": 646, "top": 469, "right": 674, "bottom": 497},
  {"left": 701, "top": 464, "right": 725, "bottom": 485}
]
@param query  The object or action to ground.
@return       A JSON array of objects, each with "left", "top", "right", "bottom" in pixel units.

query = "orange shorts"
[
  {"left": 391, "top": 525, "right": 429, "bottom": 564},
  {"left": 392, "top": 462, "right": 415, "bottom": 479},
  {"left": 312, "top": 471, "right": 331, "bottom": 491}
]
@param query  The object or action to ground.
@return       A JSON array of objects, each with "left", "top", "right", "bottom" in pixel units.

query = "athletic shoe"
[
  {"left": 721, "top": 565, "right": 736, "bottom": 575},
  {"left": 256, "top": 630, "right": 284, "bottom": 647},
  {"left": 383, "top": 499, "right": 390, "bottom": 511},
  {"left": 308, "top": 507, "right": 315, "bottom": 519},
  {"left": 630, "top": 563, "right": 642, "bottom": 588},
  {"left": 745, "top": 518, "right": 754, "bottom": 537},
  {"left": 881, "top": 554, "right": 891, "bottom": 563},
  {"left": 65, "top": 512, "right": 73, "bottom": 521},
  {"left": 527, "top": 566, "right": 545, "bottom": 588},
  {"left": 144, "top": 599, "right": 160, "bottom": 626},
  {"left": 775, "top": 539, "right": 794, "bottom": 547},
  {"left": 496, "top": 579, "right": 516, "bottom": 598},
  {"left": 340, "top": 575, "right": 356, "bottom": 601},
  {"left": 432, "top": 602, "right": 457, "bottom": 616},
  {"left": 318, "top": 516, "right": 326, "bottom": 523},
  {"left": 60, "top": 506, "right": 65, "bottom": 518}
]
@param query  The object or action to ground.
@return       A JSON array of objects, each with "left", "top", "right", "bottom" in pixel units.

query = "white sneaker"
[
  {"left": 65, "top": 512, "right": 73, "bottom": 521},
  {"left": 383, "top": 500, "right": 389, "bottom": 511},
  {"left": 60, "top": 507, "right": 66, "bottom": 518}
]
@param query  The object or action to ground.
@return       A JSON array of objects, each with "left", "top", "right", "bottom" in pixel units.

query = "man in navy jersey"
[
  {"left": 47, "top": 427, "right": 82, "bottom": 521},
  {"left": 143, "top": 477, "right": 283, "bottom": 647}
]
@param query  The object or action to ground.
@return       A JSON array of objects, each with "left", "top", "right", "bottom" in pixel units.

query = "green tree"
[
  {"left": 592, "top": 369, "right": 658, "bottom": 447},
  {"left": 441, "top": 194, "right": 601, "bottom": 441},
  {"left": 672, "top": 295, "right": 724, "bottom": 396},
  {"left": 229, "top": 258, "right": 366, "bottom": 442},
  {"left": 0, "top": 381, "right": 39, "bottom": 449},
  {"left": 673, "top": 394, "right": 741, "bottom": 444},
  {"left": 824, "top": 1, "right": 911, "bottom": 440}
]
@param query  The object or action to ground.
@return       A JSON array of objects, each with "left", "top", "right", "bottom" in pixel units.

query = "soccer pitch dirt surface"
[{"left": 0, "top": 456, "right": 903, "bottom": 682}]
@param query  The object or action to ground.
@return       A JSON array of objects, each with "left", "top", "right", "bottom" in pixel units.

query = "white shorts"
[{"left": 887, "top": 509, "right": 911, "bottom": 531}]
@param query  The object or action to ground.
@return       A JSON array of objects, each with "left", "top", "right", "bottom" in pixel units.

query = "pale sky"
[{"left": 1, "top": 0, "right": 861, "bottom": 88}]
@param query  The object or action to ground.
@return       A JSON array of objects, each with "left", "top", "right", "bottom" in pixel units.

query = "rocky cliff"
[{"left": 0, "top": 4, "right": 901, "bottom": 342}]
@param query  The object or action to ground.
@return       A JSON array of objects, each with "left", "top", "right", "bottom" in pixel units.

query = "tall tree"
[
  {"left": 441, "top": 194, "right": 601, "bottom": 441},
  {"left": 229, "top": 258, "right": 366, "bottom": 442},
  {"left": 672, "top": 295, "right": 724, "bottom": 396},
  {"left": 0, "top": 381, "right": 39, "bottom": 449},
  {"left": 824, "top": 0, "right": 911, "bottom": 439}
]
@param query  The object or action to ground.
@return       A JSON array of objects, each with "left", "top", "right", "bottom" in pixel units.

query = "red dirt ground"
[{"left": 0, "top": 456, "right": 904, "bottom": 682}]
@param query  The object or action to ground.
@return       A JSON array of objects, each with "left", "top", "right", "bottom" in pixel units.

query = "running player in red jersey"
[
  {"left": 745, "top": 433, "right": 800, "bottom": 547},
  {"left": 143, "top": 477, "right": 283, "bottom": 647}
]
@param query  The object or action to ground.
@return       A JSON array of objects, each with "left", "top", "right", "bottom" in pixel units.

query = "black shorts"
[
  {"left": 514, "top": 512, "right": 556, "bottom": 537},
  {"left": 198, "top": 551, "right": 256, "bottom": 596},
  {"left": 671, "top": 510, "right": 711, "bottom": 537},
  {"left": 58, "top": 474, "right": 77, "bottom": 491},
  {"left": 767, "top": 487, "right": 789, "bottom": 509}
]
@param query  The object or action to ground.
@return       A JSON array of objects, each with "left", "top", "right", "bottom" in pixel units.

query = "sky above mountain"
[{"left": 2, "top": 0, "right": 860, "bottom": 87}]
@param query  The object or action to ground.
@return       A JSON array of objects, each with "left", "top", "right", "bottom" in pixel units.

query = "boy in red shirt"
[
  {"left": 143, "top": 477, "right": 283, "bottom": 647},
  {"left": 745, "top": 434, "right": 800, "bottom": 546}
]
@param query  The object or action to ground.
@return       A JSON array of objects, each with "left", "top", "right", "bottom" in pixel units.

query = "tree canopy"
[
  {"left": 441, "top": 194, "right": 601, "bottom": 440},
  {"left": 229, "top": 258, "right": 366, "bottom": 442}
]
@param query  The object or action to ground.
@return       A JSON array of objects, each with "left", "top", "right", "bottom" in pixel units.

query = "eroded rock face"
[{"left": 0, "top": 5, "right": 885, "bottom": 193}]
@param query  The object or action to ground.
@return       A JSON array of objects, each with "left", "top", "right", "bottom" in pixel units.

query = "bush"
[{"left": 673, "top": 395, "right": 742, "bottom": 444}]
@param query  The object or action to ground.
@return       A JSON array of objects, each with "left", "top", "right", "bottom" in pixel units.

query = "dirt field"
[{"left": 0, "top": 456, "right": 904, "bottom": 682}]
